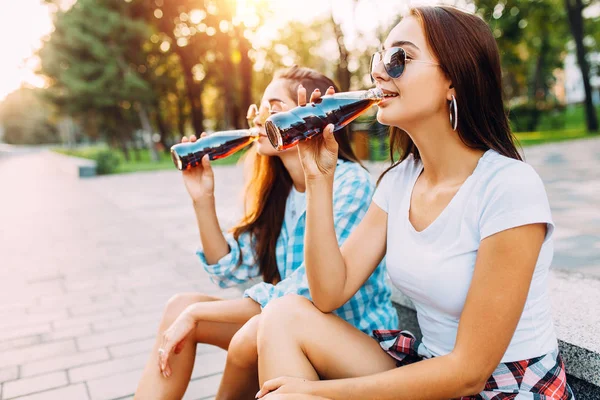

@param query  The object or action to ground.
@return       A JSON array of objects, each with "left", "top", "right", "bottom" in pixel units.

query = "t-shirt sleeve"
[
  {"left": 372, "top": 167, "right": 396, "bottom": 213},
  {"left": 479, "top": 162, "right": 554, "bottom": 242}
]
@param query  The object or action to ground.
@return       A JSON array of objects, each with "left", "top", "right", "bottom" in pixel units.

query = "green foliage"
[
  {"left": 0, "top": 88, "right": 59, "bottom": 144},
  {"left": 39, "top": 0, "right": 154, "bottom": 146},
  {"left": 94, "top": 148, "right": 122, "bottom": 174},
  {"left": 475, "top": 0, "right": 569, "bottom": 111},
  {"left": 509, "top": 103, "right": 566, "bottom": 132}
]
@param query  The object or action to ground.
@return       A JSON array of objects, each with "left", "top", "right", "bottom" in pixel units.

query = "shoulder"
[
  {"left": 475, "top": 150, "right": 553, "bottom": 241},
  {"left": 477, "top": 151, "right": 545, "bottom": 195}
]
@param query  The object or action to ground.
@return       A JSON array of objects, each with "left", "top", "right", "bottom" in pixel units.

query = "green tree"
[
  {"left": 475, "top": 0, "right": 570, "bottom": 130},
  {"left": 39, "top": 0, "right": 154, "bottom": 159},
  {"left": 131, "top": 0, "right": 270, "bottom": 132},
  {"left": 565, "top": 0, "right": 599, "bottom": 132}
]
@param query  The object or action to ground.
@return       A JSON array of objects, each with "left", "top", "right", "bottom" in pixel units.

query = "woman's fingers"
[
  {"left": 201, "top": 155, "right": 213, "bottom": 176},
  {"left": 199, "top": 132, "right": 208, "bottom": 138},
  {"left": 323, "top": 124, "right": 336, "bottom": 143},
  {"left": 255, "top": 377, "right": 283, "bottom": 398},
  {"left": 309, "top": 88, "right": 321, "bottom": 103},
  {"left": 159, "top": 332, "right": 176, "bottom": 378},
  {"left": 190, "top": 135, "right": 197, "bottom": 143},
  {"left": 181, "top": 136, "right": 188, "bottom": 143},
  {"left": 325, "top": 86, "right": 335, "bottom": 95},
  {"left": 297, "top": 84, "right": 307, "bottom": 106}
]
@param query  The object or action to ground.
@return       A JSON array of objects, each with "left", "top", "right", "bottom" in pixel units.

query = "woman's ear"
[{"left": 447, "top": 84, "right": 456, "bottom": 101}]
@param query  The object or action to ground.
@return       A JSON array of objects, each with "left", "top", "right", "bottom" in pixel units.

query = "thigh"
[
  {"left": 195, "top": 318, "right": 246, "bottom": 350},
  {"left": 263, "top": 296, "right": 397, "bottom": 380}
]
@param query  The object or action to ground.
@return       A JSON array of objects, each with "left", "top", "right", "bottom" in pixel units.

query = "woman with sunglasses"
[
  {"left": 135, "top": 65, "right": 398, "bottom": 399},
  {"left": 254, "top": 6, "right": 573, "bottom": 399}
]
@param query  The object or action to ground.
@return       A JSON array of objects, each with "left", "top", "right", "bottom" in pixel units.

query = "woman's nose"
[{"left": 371, "top": 60, "right": 389, "bottom": 83}]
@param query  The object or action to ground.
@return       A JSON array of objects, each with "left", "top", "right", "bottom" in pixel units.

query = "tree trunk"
[
  {"left": 237, "top": 28, "right": 253, "bottom": 128},
  {"left": 219, "top": 32, "right": 239, "bottom": 130},
  {"left": 330, "top": 13, "right": 351, "bottom": 92},
  {"left": 156, "top": 3, "right": 205, "bottom": 135},
  {"left": 529, "top": 31, "right": 550, "bottom": 131},
  {"left": 565, "top": 0, "right": 599, "bottom": 132},
  {"left": 138, "top": 105, "right": 159, "bottom": 162},
  {"left": 153, "top": 107, "right": 171, "bottom": 153},
  {"left": 177, "top": 94, "right": 187, "bottom": 137},
  {"left": 179, "top": 61, "right": 205, "bottom": 135}
]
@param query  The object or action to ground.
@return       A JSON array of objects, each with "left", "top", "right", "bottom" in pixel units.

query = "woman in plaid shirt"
[{"left": 135, "top": 66, "right": 398, "bottom": 399}]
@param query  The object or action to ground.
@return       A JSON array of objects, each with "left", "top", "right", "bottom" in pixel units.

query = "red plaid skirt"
[{"left": 373, "top": 330, "right": 574, "bottom": 399}]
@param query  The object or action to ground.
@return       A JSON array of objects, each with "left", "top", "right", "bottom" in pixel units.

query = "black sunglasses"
[{"left": 370, "top": 47, "right": 439, "bottom": 82}]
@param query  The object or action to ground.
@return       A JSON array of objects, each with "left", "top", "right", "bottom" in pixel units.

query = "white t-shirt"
[
  {"left": 284, "top": 186, "right": 306, "bottom": 233},
  {"left": 373, "top": 149, "right": 557, "bottom": 362}
]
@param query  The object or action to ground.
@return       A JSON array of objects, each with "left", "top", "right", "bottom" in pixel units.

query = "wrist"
[
  {"left": 184, "top": 303, "right": 202, "bottom": 322},
  {"left": 305, "top": 174, "right": 334, "bottom": 186},
  {"left": 192, "top": 195, "right": 215, "bottom": 210}
]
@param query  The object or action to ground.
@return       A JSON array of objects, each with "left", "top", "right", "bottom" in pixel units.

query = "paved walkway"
[{"left": 0, "top": 138, "right": 599, "bottom": 399}]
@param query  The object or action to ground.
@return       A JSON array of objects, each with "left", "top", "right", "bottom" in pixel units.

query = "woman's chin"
[
  {"left": 376, "top": 108, "right": 393, "bottom": 126},
  {"left": 376, "top": 108, "right": 407, "bottom": 129},
  {"left": 256, "top": 141, "right": 278, "bottom": 157}
]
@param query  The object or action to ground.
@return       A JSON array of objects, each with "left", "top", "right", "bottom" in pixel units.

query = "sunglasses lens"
[{"left": 384, "top": 47, "right": 406, "bottom": 78}]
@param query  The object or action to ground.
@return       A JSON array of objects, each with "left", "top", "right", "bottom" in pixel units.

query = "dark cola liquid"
[
  {"left": 170, "top": 129, "right": 257, "bottom": 171},
  {"left": 264, "top": 91, "right": 381, "bottom": 151}
]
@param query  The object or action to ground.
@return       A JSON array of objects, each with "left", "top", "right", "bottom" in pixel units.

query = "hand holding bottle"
[
  {"left": 180, "top": 134, "right": 215, "bottom": 204},
  {"left": 296, "top": 85, "right": 340, "bottom": 181}
]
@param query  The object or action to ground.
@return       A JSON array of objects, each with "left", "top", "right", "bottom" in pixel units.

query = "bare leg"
[
  {"left": 135, "top": 293, "right": 250, "bottom": 399},
  {"left": 257, "top": 295, "right": 397, "bottom": 385},
  {"left": 216, "top": 315, "right": 261, "bottom": 400}
]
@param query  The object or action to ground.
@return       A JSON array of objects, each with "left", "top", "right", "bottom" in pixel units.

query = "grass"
[{"left": 514, "top": 129, "right": 593, "bottom": 147}]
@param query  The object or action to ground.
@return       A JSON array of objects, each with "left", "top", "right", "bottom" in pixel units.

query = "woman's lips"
[{"left": 379, "top": 95, "right": 398, "bottom": 106}]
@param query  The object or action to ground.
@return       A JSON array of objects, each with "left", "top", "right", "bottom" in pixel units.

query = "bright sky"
[
  {"left": 0, "top": 0, "right": 54, "bottom": 101},
  {"left": 0, "top": 0, "right": 441, "bottom": 102}
]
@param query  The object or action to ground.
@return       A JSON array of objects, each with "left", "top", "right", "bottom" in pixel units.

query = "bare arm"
[
  {"left": 186, "top": 297, "right": 262, "bottom": 324},
  {"left": 305, "top": 175, "right": 388, "bottom": 312},
  {"left": 192, "top": 193, "right": 230, "bottom": 265},
  {"left": 180, "top": 134, "right": 229, "bottom": 264},
  {"left": 297, "top": 86, "right": 388, "bottom": 312},
  {"left": 305, "top": 223, "right": 547, "bottom": 399},
  {"left": 159, "top": 297, "right": 262, "bottom": 375}
]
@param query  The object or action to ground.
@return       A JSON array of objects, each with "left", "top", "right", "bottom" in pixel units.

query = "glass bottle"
[
  {"left": 264, "top": 88, "right": 384, "bottom": 151},
  {"left": 170, "top": 128, "right": 259, "bottom": 171}
]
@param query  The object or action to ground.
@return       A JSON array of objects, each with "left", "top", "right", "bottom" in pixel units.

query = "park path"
[{"left": 0, "top": 137, "right": 599, "bottom": 399}]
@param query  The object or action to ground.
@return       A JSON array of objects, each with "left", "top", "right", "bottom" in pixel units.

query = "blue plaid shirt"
[{"left": 197, "top": 159, "right": 398, "bottom": 335}]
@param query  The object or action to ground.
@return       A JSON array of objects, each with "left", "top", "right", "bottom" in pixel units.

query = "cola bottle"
[
  {"left": 170, "top": 128, "right": 259, "bottom": 171},
  {"left": 264, "top": 88, "right": 384, "bottom": 151}
]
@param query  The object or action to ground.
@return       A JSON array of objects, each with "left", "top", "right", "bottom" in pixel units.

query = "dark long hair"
[
  {"left": 232, "top": 66, "right": 363, "bottom": 284},
  {"left": 381, "top": 6, "right": 521, "bottom": 181}
]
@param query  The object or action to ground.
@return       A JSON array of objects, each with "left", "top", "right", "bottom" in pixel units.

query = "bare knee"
[
  {"left": 258, "top": 295, "right": 317, "bottom": 339},
  {"left": 162, "top": 292, "right": 217, "bottom": 326},
  {"left": 261, "top": 294, "right": 316, "bottom": 322},
  {"left": 227, "top": 315, "right": 261, "bottom": 367}
]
